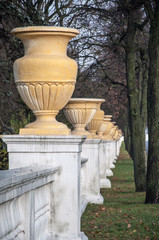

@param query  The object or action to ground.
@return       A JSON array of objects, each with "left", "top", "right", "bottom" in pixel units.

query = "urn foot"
[
  {"left": 19, "top": 110, "right": 70, "bottom": 135},
  {"left": 19, "top": 127, "right": 70, "bottom": 135}
]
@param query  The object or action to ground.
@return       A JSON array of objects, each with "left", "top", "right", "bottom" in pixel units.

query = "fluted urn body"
[
  {"left": 63, "top": 98, "right": 99, "bottom": 136},
  {"left": 12, "top": 26, "right": 79, "bottom": 135},
  {"left": 97, "top": 118, "right": 109, "bottom": 139},
  {"left": 86, "top": 99, "right": 105, "bottom": 138}
]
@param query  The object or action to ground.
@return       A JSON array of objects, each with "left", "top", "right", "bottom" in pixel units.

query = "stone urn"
[
  {"left": 97, "top": 118, "right": 108, "bottom": 139},
  {"left": 103, "top": 115, "right": 113, "bottom": 140},
  {"left": 11, "top": 26, "right": 79, "bottom": 135},
  {"left": 86, "top": 99, "right": 105, "bottom": 138},
  {"left": 113, "top": 126, "right": 119, "bottom": 140},
  {"left": 63, "top": 98, "right": 99, "bottom": 136},
  {"left": 110, "top": 123, "right": 117, "bottom": 139},
  {"left": 119, "top": 129, "right": 122, "bottom": 137}
]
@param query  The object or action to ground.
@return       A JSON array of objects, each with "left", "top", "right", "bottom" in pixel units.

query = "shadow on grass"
[
  {"left": 112, "top": 179, "right": 134, "bottom": 183},
  {"left": 120, "top": 201, "right": 144, "bottom": 204},
  {"left": 116, "top": 161, "right": 133, "bottom": 166},
  {"left": 105, "top": 198, "right": 144, "bottom": 205}
]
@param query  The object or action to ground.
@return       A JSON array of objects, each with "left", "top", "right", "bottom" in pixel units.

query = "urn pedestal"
[
  {"left": 12, "top": 26, "right": 79, "bottom": 135},
  {"left": 82, "top": 139, "right": 104, "bottom": 204},
  {"left": 99, "top": 140, "right": 111, "bottom": 188},
  {"left": 102, "top": 116, "right": 114, "bottom": 176}
]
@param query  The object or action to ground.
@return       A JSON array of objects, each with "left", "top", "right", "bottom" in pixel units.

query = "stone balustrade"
[
  {"left": 0, "top": 134, "right": 123, "bottom": 240},
  {"left": 0, "top": 166, "right": 58, "bottom": 240}
]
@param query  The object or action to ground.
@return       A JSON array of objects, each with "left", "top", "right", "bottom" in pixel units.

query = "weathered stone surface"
[
  {"left": 0, "top": 166, "right": 58, "bottom": 240},
  {"left": 99, "top": 140, "right": 111, "bottom": 188},
  {"left": 2, "top": 135, "right": 87, "bottom": 240},
  {"left": 81, "top": 139, "right": 104, "bottom": 204}
]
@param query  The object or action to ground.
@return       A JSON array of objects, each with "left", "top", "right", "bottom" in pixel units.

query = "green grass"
[{"left": 81, "top": 143, "right": 159, "bottom": 240}]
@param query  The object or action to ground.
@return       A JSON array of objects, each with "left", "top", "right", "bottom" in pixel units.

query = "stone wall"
[{"left": 0, "top": 136, "right": 123, "bottom": 240}]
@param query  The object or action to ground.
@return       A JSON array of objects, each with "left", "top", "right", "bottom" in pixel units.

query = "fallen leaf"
[{"left": 127, "top": 224, "right": 131, "bottom": 228}]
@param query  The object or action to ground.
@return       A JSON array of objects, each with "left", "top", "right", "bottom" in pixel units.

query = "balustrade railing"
[{"left": 0, "top": 167, "right": 58, "bottom": 240}]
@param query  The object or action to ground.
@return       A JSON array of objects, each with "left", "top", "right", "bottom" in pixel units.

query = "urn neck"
[
  {"left": 22, "top": 35, "right": 71, "bottom": 56},
  {"left": 12, "top": 26, "right": 79, "bottom": 56}
]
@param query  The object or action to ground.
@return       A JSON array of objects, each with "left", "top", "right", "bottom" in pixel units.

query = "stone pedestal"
[
  {"left": 81, "top": 139, "right": 104, "bottom": 204},
  {"left": 105, "top": 141, "right": 114, "bottom": 177},
  {"left": 116, "top": 138, "right": 120, "bottom": 157},
  {"left": 2, "top": 135, "right": 87, "bottom": 240},
  {"left": 116, "top": 136, "right": 123, "bottom": 156},
  {"left": 109, "top": 140, "right": 116, "bottom": 168},
  {"left": 80, "top": 157, "right": 89, "bottom": 216},
  {"left": 112, "top": 140, "right": 117, "bottom": 163},
  {"left": 99, "top": 141, "right": 111, "bottom": 188}
]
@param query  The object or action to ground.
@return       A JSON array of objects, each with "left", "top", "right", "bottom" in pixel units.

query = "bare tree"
[{"left": 145, "top": 0, "right": 159, "bottom": 203}]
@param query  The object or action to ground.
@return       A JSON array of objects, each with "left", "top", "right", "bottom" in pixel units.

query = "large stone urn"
[
  {"left": 86, "top": 99, "right": 105, "bottom": 139},
  {"left": 11, "top": 26, "right": 79, "bottom": 135},
  {"left": 63, "top": 98, "right": 99, "bottom": 136}
]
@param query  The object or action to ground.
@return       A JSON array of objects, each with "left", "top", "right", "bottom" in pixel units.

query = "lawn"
[{"left": 81, "top": 143, "right": 159, "bottom": 240}]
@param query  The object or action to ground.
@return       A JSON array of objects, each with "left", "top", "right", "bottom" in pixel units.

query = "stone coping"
[
  {"left": 1, "top": 135, "right": 87, "bottom": 153},
  {"left": 69, "top": 98, "right": 105, "bottom": 103},
  {"left": 0, "top": 166, "right": 59, "bottom": 204},
  {"left": 83, "top": 139, "right": 102, "bottom": 144},
  {"left": 101, "top": 139, "right": 116, "bottom": 142},
  {"left": 1, "top": 135, "right": 86, "bottom": 143}
]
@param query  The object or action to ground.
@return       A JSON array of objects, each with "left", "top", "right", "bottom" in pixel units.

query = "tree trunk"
[
  {"left": 124, "top": 114, "right": 132, "bottom": 157},
  {"left": 145, "top": 2, "right": 159, "bottom": 203},
  {"left": 126, "top": 12, "right": 146, "bottom": 192}
]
